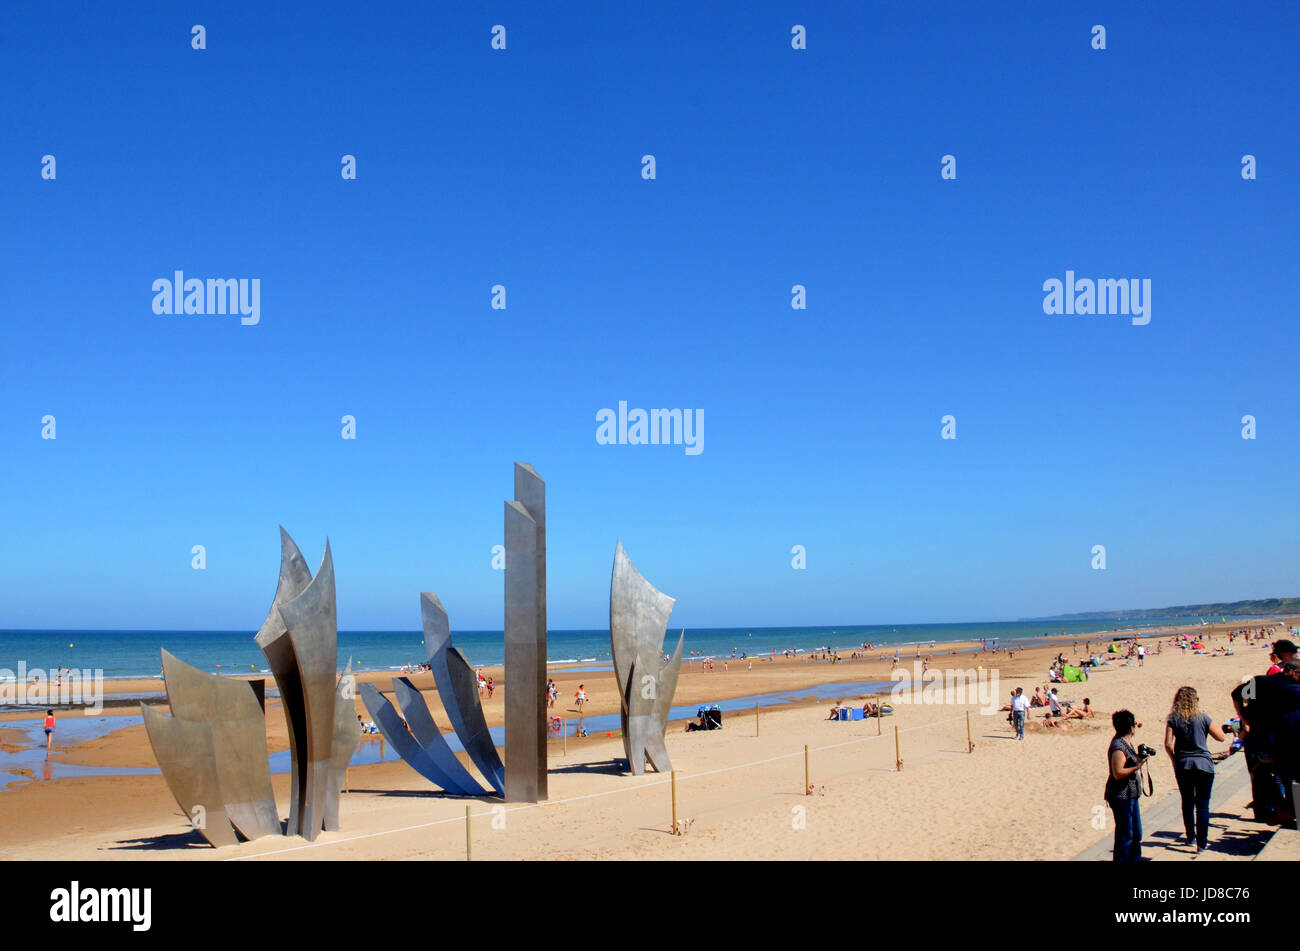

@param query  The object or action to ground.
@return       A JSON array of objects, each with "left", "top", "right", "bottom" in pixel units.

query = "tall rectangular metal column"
[{"left": 504, "top": 462, "right": 547, "bottom": 802}]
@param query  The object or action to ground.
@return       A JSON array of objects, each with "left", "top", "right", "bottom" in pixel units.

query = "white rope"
[{"left": 226, "top": 710, "right": 972, "bottom": 860}]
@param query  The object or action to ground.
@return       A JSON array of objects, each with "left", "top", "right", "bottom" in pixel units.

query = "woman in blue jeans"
[
  {"left": 1105, "top": 709, "right": 1150, "bottom": 861},
  {"left": 1164, "top": 686, "right": 1227, "bottom": 853}
]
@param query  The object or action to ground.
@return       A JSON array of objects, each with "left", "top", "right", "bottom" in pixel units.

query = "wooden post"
[
  {"left": 563, "top": 718, "right": 567, "bottom": 756},
  {"left": 804, "top": 744, "right": 810, "bottom": 795},
  {"left": 671, "top": 769, "right": 679, "bottom": 834},
  {"left": 894, "top": 724, "right": 902, "bottom": 771},
  {"left": 966, "top": 710, "right": 974, "bottom": 753},
  {"left": 877, "top": 697, "right": 882, "bottom": 735},
  {"left": 465, "top": 805, "right": 471, "bottom": 861},
  {"left": 344, "top": 768, "right": 349, "bottom": 794},
  {"left": 755, "top": 701, "right": 760, "bottom": 737}
]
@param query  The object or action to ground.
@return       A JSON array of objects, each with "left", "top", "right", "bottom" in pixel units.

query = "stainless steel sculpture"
[
  {"left": 142, "top": 529, "right": 361, "bottom": 846},
  {"left": 423, "top": 592, "right": 505, "bottom": 796},
  {"left": 140, "top": 649, "right": 280, "bottom": 848},
  {"left": 356, "top": 593, "right": 503, "bottom": 797},
  {"left": 254, "top": 529, "right": 355, "bottom": 840},
  {"left": 358, "top": 681, "right": 484, "bottom": 795},
  {"left": 610, "top": 541, "right": 684, "bottom": 775},
  {"left": 325, "top": 658, "right": 362, "bottom": 832},
  {"left": 505, "top": 462, "right": 547, "bottom": 803}
]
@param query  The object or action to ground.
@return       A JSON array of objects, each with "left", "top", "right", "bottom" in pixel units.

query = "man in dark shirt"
[{"left": 1231, "top": 662, "right": 1300, "bottom": 825}]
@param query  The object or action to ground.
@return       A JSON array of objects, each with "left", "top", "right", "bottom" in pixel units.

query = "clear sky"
[{"left": 2, "top": 2, "right": 1297, "bottom": 631}]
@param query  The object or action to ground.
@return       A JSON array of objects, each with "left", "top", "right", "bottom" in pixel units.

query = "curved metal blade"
[
  {"left": 359, "top": 683, "right": 476, "bottom": 796},
  {"left": 392, "top": 677, "right": 488, "bottom": 796},
  {"left": 422, "top": 592, "right": 505, "bottom": 796}
]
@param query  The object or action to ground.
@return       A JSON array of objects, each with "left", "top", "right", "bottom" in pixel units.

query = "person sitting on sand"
[
  {"left": 826, "top": 702, "right": 843, "bottom": 720},
  {"left": 1048, "top": 688, "right": 1072, "bottom": 713},
  {"left": 1064, "top": 698, "right": 1094, "bottom": 719},
  {"left": 862, "top": 700, "right": 878, "bottom": 718},
  {"left": 1031, "top": 686, "right": 1050, "bottom": 707}
]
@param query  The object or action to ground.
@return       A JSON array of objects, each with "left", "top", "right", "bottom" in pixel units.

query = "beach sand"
[{"left": 0, "top": 621, "right": 1291, "bottom": 861}]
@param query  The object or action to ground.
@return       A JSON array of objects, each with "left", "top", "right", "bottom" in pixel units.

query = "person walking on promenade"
[{"left": 1164, "top": 686, "right": 1227, "bottom": 854}]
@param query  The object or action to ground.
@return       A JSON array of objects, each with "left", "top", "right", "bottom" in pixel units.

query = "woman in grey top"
[{"left": 1164, "top": 686, "right": 1227, "bottom": 853}]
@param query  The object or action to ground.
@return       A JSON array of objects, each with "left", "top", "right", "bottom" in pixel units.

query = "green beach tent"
[{"left": 1063, "top": 664, "right": 1085, "bottom": 683}]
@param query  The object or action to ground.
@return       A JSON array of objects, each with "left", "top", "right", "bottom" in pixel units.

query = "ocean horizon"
[{"left": 0, "top": 616, "right": 1214, "bottom": 680}]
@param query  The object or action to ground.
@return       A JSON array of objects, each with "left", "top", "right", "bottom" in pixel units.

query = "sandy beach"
[{"left": 0, "top": 620, "right": 1292, "bottom": 861}]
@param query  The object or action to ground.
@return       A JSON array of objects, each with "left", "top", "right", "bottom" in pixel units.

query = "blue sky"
[{"left": 1, "top": 2, "right": 1297, "bottom": 631}]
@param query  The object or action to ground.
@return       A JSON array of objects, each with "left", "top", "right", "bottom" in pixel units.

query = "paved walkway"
[{"left": 1072, "top": 753, "right": 1278, "bottom": 861}]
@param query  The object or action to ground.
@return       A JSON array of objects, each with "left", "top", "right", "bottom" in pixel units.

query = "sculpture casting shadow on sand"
[
  {"left": 609, "top": 540, "right": 684, "bottom": 775},
  {"left": 359, "top": 462, "right": 544, "bottom": 801},
  {"left": 358, "top": 593, "right": 505, "bottom": 798},
  {"left": 141, "top": 529, "right": 361, "bottom": 848}
]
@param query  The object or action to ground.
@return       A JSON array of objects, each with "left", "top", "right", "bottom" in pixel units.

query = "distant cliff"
[{"left": 1025, "top": 598, "right": 1300, "bottom": 622}]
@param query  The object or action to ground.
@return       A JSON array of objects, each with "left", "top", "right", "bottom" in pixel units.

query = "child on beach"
[
  {"left": 44, "top": 708, "right": 55, "bottom": 751},
  {"left": 574, "top": 684, "right": 587, "bottom": 711}
]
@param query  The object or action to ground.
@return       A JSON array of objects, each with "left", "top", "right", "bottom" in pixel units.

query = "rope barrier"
[{"left": 226, "top": 709, "right": 974, "bottom": 860}]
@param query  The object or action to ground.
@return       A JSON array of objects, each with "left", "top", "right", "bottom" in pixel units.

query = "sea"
[{"left": 0, "top": 617, "right": 1205, "bottom": 681}]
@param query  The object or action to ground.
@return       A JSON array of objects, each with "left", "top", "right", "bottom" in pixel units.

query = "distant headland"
[{"left": 1024, "top": 597, "right": 1300, "bottom": 622}]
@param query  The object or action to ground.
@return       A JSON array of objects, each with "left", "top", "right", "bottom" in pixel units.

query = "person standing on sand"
[
  {"left": 44, "top": 708, "right": 55, "bottom": 752},
  {"left": 1011, "top": 688, "right": 1029, "bottom": 741},
  {"left": 574, "top": 684, "right": 587, "bottom": 712}
]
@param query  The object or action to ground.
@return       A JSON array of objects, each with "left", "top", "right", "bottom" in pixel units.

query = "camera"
[{"left": 1137, "top": 743, "right": 1158, "bottom": 758}]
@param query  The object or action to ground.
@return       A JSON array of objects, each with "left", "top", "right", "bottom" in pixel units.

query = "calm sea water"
[{"left": 0, "top": 617, "right": 1198, "bottom": 680}]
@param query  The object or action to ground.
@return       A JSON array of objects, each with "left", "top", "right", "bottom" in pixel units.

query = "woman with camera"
[
  {"left": 1164, "top": 686, "right": 1227, "bottom": 852},
  {"left": 1105, "top": 709, "right": 1152, "bottom": 861}
]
